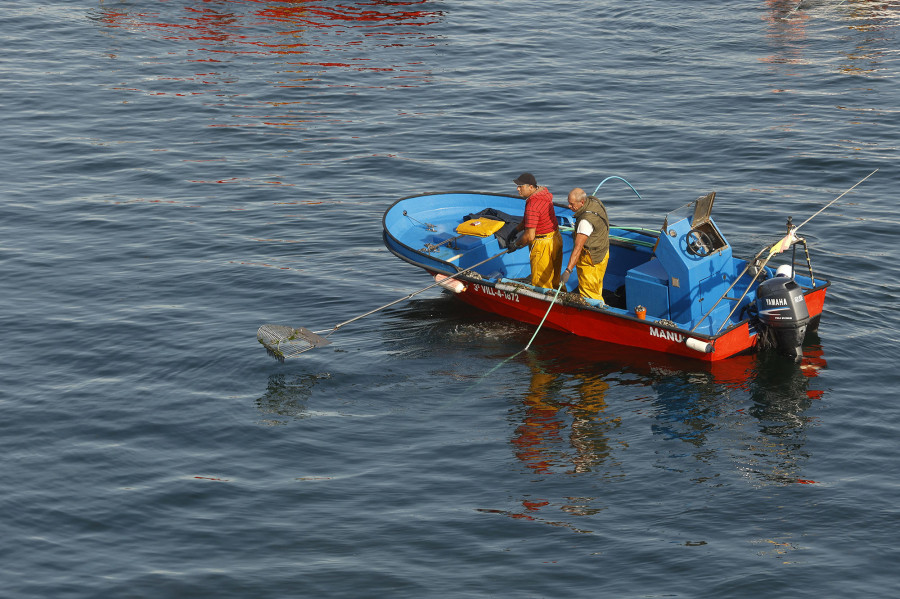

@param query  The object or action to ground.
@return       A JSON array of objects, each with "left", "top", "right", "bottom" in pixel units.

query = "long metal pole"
[
  {"left": 794, "top": 169, "right": 878, "bottom": 233},
  {"left": 329, "top": 249, "right": 509, "bottom": 333}
]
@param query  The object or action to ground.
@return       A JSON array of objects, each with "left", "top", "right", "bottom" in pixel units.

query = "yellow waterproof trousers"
[
  {"left": 576, "top": 249, "right": 609, "bottom": 301},
  {"left": 529, "top": 231, "right": 563, "bottom": 289}
]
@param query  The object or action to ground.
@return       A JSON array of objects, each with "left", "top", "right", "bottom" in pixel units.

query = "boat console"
[{"left": 625, "top": 192, "right": 738, "bottom": 332}]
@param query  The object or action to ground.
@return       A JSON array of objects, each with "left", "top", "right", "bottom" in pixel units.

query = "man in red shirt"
[{"left": 509, "top": 172, "right": 563, "bottom": 289}]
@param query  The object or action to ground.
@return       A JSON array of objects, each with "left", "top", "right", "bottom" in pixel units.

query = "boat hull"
[{"left": 448, "top": 276, "right": 827, "bottom": 362}]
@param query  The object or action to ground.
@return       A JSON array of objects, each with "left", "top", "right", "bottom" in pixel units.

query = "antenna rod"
[{"left": 794, "top": 169, "right": 878, "bottom": 233}]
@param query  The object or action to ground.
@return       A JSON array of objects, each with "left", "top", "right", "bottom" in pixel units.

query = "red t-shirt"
[{"left": 522, "top": 187, "right": 558, "bottom": 235}]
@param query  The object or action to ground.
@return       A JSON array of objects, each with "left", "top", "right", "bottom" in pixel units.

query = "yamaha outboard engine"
[{"left": 755, "top": 268, "right": 810, "bottom": 361}]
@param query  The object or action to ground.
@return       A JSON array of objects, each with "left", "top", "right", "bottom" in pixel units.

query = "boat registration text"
[{"left": 473, "top": 284, "right": 520, "bottom": 302}]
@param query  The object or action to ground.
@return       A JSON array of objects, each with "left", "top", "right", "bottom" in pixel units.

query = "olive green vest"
[{"left": 574, "top": 195, "right": 609, "bottom": 263}]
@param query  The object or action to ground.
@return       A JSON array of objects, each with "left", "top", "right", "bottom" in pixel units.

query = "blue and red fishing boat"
[{"left": 380, "top": 184, "right": 829, "bottom": 362}]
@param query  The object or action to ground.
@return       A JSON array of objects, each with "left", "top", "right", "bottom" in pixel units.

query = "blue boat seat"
[
  {"left": 451, "top": 235, "right": 486, "bottom": 251},
  {"left": 625, "top": 258, "right": 670, "bottom": 319}
]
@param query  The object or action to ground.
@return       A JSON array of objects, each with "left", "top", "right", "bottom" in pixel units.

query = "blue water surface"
[{"left": 2, "top": 1, "right": 899, "bottom": 597}]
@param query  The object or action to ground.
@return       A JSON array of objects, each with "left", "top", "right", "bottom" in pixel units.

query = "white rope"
[{"left": 524, "top": 281, "right": 566, "bottom": 351}]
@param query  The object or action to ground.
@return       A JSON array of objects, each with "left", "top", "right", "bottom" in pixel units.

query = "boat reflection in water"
[
  {"left": 511, "top": 351, "right": 622, "bottom": 478},
  {"left": 513, "top": 333, "right": 826, "bottom": 474},
  {"left": 479, "top": 327, "right": 827, "bottom": 527}
]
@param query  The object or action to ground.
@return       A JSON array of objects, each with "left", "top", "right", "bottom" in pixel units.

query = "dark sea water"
[{"left": 3, "top": 1, "right": 899, "bottom": 597}]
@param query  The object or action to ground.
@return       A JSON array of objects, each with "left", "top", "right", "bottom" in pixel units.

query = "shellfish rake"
[
  {"left": 257, "top": 250, "right": 509, "bottom": 362},
  {"left": 256, "top": 325, "right": 332, "bottom": 362}
]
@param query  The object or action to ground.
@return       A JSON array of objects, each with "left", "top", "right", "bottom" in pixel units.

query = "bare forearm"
[{"left": 519, "top": 227, "right": 536, "bottom": 245}]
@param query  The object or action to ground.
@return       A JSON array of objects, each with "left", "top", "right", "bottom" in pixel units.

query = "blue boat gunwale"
[
  {"left": 382, "top": 191, "right": 502, "bottom": 273},
  {"left": 381, "top": 189, "right": 659, "bottom": 273}
]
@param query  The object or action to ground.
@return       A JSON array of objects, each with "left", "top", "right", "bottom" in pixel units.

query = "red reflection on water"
[
  {"left": 761, "top": 0, "right": 811, "bottom": 70},
  {"left": 800, "top": 344, "right": 827, "bottom": 399},
  {"left": 257, "top": 0, "right": 441, "bottom": 28},
  {"left": 762, "top": 0, "right": 900, "bottom": 77},
  {"left": 476, "top": 503, "right": 594, "bottom": 533},
  {"left": 97, "top": 0, "right": 442, "bottom": 46},
  {"left": 96, "top": 0, "right": 443, "bottom": 130},
  {"left": 508, "top": 351, "right": 624, "bottom": 477}
]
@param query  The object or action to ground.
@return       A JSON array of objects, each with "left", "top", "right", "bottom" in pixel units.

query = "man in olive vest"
[{"left": 561, "top": 188, "right": 609, "bottom": 301}]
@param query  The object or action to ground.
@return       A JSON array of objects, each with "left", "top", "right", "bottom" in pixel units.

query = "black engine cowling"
[{"left": 755, "top": 274, "right": 810, "bottom": 360}]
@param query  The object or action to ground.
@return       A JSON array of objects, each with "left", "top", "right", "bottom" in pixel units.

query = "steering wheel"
[{"left": 686, "top": 228, "right": 714, "bottom": 257}]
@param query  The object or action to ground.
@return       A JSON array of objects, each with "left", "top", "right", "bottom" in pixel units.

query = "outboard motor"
[{"left": 755, "top": 269, "right": 810, "bottom": 360}]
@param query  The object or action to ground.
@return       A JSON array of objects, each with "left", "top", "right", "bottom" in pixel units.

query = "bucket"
[{"left": 635, "top": 305, "right": 646, "bottom": 320}]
